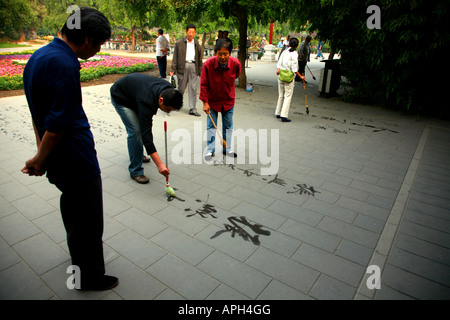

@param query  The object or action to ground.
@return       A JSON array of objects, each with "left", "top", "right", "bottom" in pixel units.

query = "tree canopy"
[{"left": 1, "top": 0, "right": 448, "bottom": 116}]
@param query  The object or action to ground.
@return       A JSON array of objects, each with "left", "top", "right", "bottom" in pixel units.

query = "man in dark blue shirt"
[{"left": 22, "top": 8, "right": 118, "bottom": 291}]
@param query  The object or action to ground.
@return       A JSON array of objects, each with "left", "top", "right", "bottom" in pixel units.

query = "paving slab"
[{"left": 1, "top": 49, "right": 449, "bottom": 300}]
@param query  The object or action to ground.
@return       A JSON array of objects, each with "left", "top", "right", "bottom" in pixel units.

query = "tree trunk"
[
  {"left": 131, "top": 25, "right": 136, "bottom": 53},
  {"left": 232, "top": 4, "right": 248, "bottom": 89},
  {"left": 201, "top": 32, "right": 207, "bottom": 60}
]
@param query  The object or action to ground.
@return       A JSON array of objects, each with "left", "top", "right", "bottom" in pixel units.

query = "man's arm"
[{"left": 22, "top": 130, "right": 63, "bottom": 176}]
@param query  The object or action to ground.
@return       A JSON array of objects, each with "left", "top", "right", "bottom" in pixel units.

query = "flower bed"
[{"left": 0, "top": 51, "right": 157, "bottom": 90}]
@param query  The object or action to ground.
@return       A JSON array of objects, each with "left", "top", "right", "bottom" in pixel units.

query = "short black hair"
[
  {"left": 161, "top": 89, "right": 183, "bottom": 110},
  {"left": 61, "top": 7, "right": 111, "bottom": 46},
  {"left": 158, "top": 29, "right": 164, "bottom": 35},
  {"left": 214, "top": 38, "right": 233, "bottom": 53},
  {"left": 186, "top": 24, "right": 196, "bottom": 31},
  {"left": 289, "top": 37, "right": 299, "bottom": 51}
]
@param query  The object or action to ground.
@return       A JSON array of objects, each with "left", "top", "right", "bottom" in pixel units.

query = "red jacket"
[{"left": 199, "top": 56, "right": 241, "bottom": 112}]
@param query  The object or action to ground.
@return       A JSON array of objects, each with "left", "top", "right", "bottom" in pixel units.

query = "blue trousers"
[{"left": 206, "top": 107, "right": 234, "bottom": 153}]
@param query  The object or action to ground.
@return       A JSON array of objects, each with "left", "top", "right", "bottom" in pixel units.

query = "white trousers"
[{"left": 275, "top": 79, "right": 295, "bottom": 118}]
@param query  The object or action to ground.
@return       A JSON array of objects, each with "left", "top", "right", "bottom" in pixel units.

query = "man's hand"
[
  {"left": 157, "top": 163, "right": 170, "bottom": 178},
  {"left": 22, "top": 156, "right": 46, "bottom": 176}
]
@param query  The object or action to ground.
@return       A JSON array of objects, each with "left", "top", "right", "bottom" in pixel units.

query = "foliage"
[
  {"left": 0, "top": 51, "right": 156, "bottom": 90},
  {"left": 290, "top": 0, "right": 450, "bottom": 116}
]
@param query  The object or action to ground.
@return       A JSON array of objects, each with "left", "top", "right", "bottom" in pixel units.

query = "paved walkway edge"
[{"left": 354, "top": 123, "right": 429, "bottom": 299}]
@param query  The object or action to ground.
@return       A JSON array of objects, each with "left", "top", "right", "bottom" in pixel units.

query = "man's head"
[
  {"left": 305, "top": 35, "right": 312, "bottom": 43},
  {"left": 186, "top": 24, "right": 196, "bottom": 42},
  {"left": 158, "top": 89, "right": 183, "bottom": 113},
  {"left": 62, "top": 7, "right": 111, "bottom": 60},
  {"left": 223, "top": 31, "right": 229, "bottom": 38},
  {"left": 214, "top": 39, "right": 233, "bottom": 66},
  {"left": 158, "top": 29, "right": 164, "bottom": 35}
]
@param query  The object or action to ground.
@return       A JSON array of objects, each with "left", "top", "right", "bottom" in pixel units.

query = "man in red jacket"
[{"left": 200, "top": 39, "right": 241, "bottom": 160}]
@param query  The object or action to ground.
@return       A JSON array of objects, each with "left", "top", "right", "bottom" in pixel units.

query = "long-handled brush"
[
  {"left": 207, "top": 112, "right": 227, "bottom": 149},
  {"left": 164, "top": 121, "right": 175, "bottom": 196},
  {"left": 302, "top": 74, "right": 309, "bottom": 115},
  {"left": 306, "top": 65, "right": 316, "bottom": 80}
]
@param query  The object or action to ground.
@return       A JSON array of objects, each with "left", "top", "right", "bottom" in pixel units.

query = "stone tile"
[
  {"left": 120, "top": 189, "right": 169, "bottom": 215},
  {"left": 335, "top": 240, "right": 373, "bottom": 266},
  {"left": 268, "top": 200, "right": 323, "bottom": 227},
  {"left": 106, "top": 257, "right": 166, "bottom": 300},
  {"left": 309, "top": 274, "right": 356, "bottom": 300},
  {"left": 197, "top": 250, "right": 271, "bottom": 299},
  {"left": 0, "top": 262, "right": 55, "bottom": 300},
  {"left": 318, "top": 217, "right": 379, "bottom": 249},
  {"left": 292, "top": 243, "right": 365, "bottom": 287},
  {"left": 0, "top": 212, "right": 40, "bottom": 245},
  {"left": 0, "top": 180, "right": 33, "bottom": 202},
  {"left": 278, "top": 218, "right": 341, "bottom": 253},
  {"left": 246, "top": 247, "right": 319, "bottom": 294},
  {"left": 381, "top": 264, "right": 450, "bottom": 300},
  {"left": 150, "top": 227, "right": 214, "bottom": 265},
  {"left": 114, "top": 207, "right": 169, "bottom": 239},
  {"left": 257, "top": 280, "right": 312, "bottom": 300},
  {"left": 206, "top": 284, "right": 250, "bottom": 300},
  {"left": 194, "top": 224, "right": 259, "bottom": 262},
  {"left": 0, "top": 237, "right": 21, "bottom": 271},
  {"left": 0, "top": 195, "right": 16, "bottom": 218},
  {"left": 227, "top": 185, "right": 276, "bottom": 209},
  {"left": 147, "top": 254, "right": 220, "bottom": 299},
  {"left": 302, "top": 198, "right": 357, "bottom": 224},
  {"left": 13, "top": 233, "right": 70, "bottom": 275},
  {"left": 105, "top": 229, "right": 167, "bottom": 269},
  {"left": 231, "top": 202, "right": 286, "bottom": 230},
  {"left": 11, "top": 194, "right": 55, "bottom": 220},
  {"left": 33, "top": 211, "right": 66, "bottom": 244}
]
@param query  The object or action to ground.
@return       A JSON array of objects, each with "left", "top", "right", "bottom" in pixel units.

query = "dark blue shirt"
[{"left": 23, "top": 38, "right": 100, "bottom": 184}]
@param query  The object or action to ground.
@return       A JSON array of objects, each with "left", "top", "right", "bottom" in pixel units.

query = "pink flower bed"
[{"left": 0, "top": 54, "right": 157, "bottom": 77}]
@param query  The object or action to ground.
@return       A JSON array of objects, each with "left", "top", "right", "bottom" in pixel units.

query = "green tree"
[
  {"left": 290, "top": 0, "right": 450, "bottom": 116},
  {"left": 0, "top": 0, "right": 44, "bottom": 40}
]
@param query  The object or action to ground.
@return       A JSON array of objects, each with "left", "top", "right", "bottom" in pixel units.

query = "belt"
[{"left": 186, "top": 60, "right": 195, "bottom": 63}]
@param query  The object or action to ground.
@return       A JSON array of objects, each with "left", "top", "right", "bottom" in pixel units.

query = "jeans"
[
  {"left": 157, "top": 55, "right": 167, "bottom": 78},
  {"left": 111, "top": 95, "right": 144, "bottom": 177},
  {"left": 206, "top": 107, "right": 234, "bottom": 153}
]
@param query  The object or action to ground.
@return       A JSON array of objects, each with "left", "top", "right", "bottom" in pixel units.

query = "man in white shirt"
[
  {"left": 170, "top": 24, "right": 203, "bottom": 116},
  {"left": 156, "top": 29, "right": 169, "bottom": 79}
]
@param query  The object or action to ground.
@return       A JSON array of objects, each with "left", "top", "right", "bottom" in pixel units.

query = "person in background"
[
  {"left": 200, "top": 39, "right": 241, "bottom": 160},
  {"left": 171, "top": 23, "right": 203, "bottom": 116},
  {"left": 156, "top": 28, "right": 169, "bottom": 79},
  {"left": 275, "top": 37, "right": 305, "bottom": 122},
  {"left": 297, "top": 35, "right": 312, "bottom": 84}
]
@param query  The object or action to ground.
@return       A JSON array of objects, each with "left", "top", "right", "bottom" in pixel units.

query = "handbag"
[{"left": 278, "top": 51, "right": 294, "bottom": 83}]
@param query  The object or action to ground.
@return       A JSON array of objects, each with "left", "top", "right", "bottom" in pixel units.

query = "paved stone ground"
[{"left": 0, "top": 47, "right": 449, "bottom": 300}]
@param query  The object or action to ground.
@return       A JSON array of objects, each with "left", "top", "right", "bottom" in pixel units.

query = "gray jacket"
[{"left": 171, "top": 36, "right": 203, "bottom": 76}]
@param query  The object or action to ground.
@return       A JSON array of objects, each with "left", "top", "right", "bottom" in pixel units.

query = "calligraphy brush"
[
  {"left": 302, "top": 74, "right": 309, "bottom": 114},
  {"left": 207, "top": 112, "right": 227, "bottom": 149},
  {"left": 164, "top": 121, "right": 176, "bottom": 196}
]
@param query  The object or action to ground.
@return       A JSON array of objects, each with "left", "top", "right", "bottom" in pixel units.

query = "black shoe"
[
  {"left": 143, "top": 156, "right": 151, "bottom": 163},
  {"left": 281, "top": 117, "right": 291, "bottom": 122},
  {"left": 276, "top": 115, "right": 281, "bottom": 118},
  {"left": 189, "top": 111, "right": 201, "bottom": 117},
  {"left": 223, "top": 150, "right": 237, "bottom": 158},
  {"left": 78, "top": 275, "right": 119, "bottom": 291}
]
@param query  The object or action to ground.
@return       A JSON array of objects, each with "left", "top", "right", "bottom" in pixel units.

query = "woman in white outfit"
[{"left": 275, "top": 37, "right": 305, "bottom": 122}]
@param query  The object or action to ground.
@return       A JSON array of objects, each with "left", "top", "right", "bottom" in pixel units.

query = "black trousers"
[
  {"left": 157, "top": 55, "right": 167, "bottom": 78},
  {"left": 55, "top": 176, "right": 105, "bottom": 283}
]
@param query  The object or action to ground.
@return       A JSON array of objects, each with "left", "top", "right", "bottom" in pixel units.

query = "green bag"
[
  {"left": 279, "top": 69, "right": 294, "bottom": 83},
  {"left": 278, "top": 51, "right": 294, "bottom": 83}
]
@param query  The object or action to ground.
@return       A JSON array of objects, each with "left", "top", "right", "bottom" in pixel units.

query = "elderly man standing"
[{"left": 170, "top": 23, "right": 203, "bottom": 117}]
